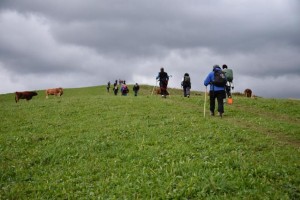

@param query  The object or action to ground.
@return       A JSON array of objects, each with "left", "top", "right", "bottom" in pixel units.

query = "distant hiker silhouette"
[
  {"left": 107, "top": 81, "right": 111, "bottom": 92},
  {"left": 133, "top": 83, "right": 140, "bottom": 96},
  {"left": 181, "top": 73, "right": 191, "bottom": 98},
  {"left": 156, "top": 67, "right": 169, "bottom": 98},
  {"left": 113, "top": 80, "right": 118, "bottom": 95}
]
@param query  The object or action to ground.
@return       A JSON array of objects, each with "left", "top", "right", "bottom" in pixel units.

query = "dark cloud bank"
[{"left": 0, "top": 0, "right": 300, "bottom": 98}]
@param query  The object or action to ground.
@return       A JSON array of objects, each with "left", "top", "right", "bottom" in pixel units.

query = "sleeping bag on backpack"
[
  {"left": 223, "top": 68, "right": 233, "bottom": 82},
  {"left": 182, "top": 74, "right": 191, "bottom": 87}
]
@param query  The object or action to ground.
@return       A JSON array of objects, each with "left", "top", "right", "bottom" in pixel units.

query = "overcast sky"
[{"left": 1, "top": 0, "right": 299, "bottom": 98}]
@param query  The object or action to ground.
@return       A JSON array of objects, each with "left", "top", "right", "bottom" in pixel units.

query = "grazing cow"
[
  {"left": 15, "top": 91, "right": 38, "bottom": 103},
  {"left": 244, "top": 89, "right": 252, "bottom": 97},
  {"left": 45, "top": 87, "right": 63, "bottom": 98}
]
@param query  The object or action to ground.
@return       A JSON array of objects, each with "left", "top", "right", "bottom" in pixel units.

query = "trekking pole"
[
  {"left": 151, "top": 80, "right": 158, "bottom": 95},
  {"left": 204, "top": 86, "right": 207, "bottom": 117}
]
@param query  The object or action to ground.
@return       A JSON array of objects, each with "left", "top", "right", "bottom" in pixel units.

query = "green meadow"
[{"left": 0, "top": 85, "right": 299, "bottom": 199}]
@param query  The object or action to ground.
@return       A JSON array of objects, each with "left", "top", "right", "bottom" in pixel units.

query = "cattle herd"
[
  {"left": 14, "top": 87, "right": 254, "bottom": 103},
  {"left": 15, "top": 87, "right": 63, "bottom": 103}
]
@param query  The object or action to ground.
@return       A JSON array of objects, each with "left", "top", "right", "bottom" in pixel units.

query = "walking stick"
[
  {"left": 204, "top": 86, "right": 207, "bottom": 117},
  {"left": 151, "top": 80, "right": 158, "bottom": 95}
]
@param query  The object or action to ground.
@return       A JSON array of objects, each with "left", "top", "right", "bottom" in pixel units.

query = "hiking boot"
[{"left": 218, "top": 112, "right": 223, "bottom": 118}]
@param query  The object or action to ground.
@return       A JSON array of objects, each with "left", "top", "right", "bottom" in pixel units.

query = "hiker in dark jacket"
[
  {"left": 204, "top": 65, "right": 227, "bottom": 117},
  {"left": 107, "top": 81, "right": 110, "bottom": 92},
  {"left": 156, "top": 67, "right": 169, "bottom": 98},
  {"left": 113, "top": 80, "right": 118, "bottom": 95},
  {"left": 181, "top": 73, "right": 191, "bottom": 98},
  {"left": 133, "top": 83, "right": 140, "bottom": 96}
]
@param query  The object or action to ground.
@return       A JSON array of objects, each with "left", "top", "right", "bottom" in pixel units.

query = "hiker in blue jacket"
[{"left": 204, "top": 65, "right": 227, "bottom": 117}]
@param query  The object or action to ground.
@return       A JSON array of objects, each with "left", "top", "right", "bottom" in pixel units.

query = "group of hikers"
[
  {"left": 106, "top": 64, "right": 234, "bottom": 117},
  {"left": 107, "top": 80, "right": 140, "bottom": 96}
]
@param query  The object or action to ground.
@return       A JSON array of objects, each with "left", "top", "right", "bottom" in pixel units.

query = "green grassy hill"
[{"left": 1, "top": 85, "right": 299, "bottom": 199}]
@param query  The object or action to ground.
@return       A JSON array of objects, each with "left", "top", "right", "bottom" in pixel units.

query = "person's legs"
[
  {"left": 183, "top": 87, "right": 187, "bottom": 97},
  {"left": 160, "top": 87, "right": 165, "bottom": 96},
  {"left": 209, "top": 91, "right": 215, "bottom": 115},
  {"left": 160, "top": 81, "right": 168, "bottom": 97},
  {"left": 226, "top": 86, "right": 232, "bottom": 97},
  {"left": 186, "top": 87, "right": 190, "bottom": 97},
  {"left": 217, "top": 90, "right": 226, "bottom": 115}
]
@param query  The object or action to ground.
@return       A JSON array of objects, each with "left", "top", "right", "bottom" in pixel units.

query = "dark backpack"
[
  {"left": 159, "top": 72, "right": 168, "bottom": 81},
  {"left": 212, "top": 70, "right": 226, "bottom": 87}
]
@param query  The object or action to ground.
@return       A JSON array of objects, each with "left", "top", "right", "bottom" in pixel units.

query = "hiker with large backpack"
[
  {"left": 222, "top": 64, "right": 234, "bottom": 98},
  {"left": 181, "top": 73, "right": 191, "bottom": 98},
  {"left": 156, "top": 67, "right": 169, "bottom": 98},
  {"left": 204, "top": 65, "right": 227, "bottom": 117},
  {"left": 121, "top": 83, "right": 129, "bottom": 96}
]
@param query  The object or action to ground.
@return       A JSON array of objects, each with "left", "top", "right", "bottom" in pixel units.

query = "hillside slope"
[{"left": 0, "top": 85, "right": 299, "bottom": 199}]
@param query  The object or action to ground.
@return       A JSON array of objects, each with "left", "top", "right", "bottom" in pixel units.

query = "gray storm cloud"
[{"left": 0, "top": 0, "right": 299, "bottom": 98}]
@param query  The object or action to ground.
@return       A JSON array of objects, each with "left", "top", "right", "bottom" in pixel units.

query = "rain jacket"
[{"left": 204, "top": 67, "right": 226, "bottom": 91}]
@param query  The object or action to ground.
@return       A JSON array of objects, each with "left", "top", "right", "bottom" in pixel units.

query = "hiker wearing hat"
[
  {"left": 156, "top": 67, "right": 169, "bottom": 98},
  {"left": 181, "top": 73, "right": 191, "bottom": 97},
  {"left": 204, "top": 65, "right": 227, "bottom": 117}
]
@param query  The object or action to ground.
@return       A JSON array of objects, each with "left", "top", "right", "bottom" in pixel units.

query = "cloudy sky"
[{"left": 1, "top": 0, "right": 299, "bottom": 98}]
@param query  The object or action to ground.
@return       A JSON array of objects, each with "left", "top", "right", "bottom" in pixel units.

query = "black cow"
[{"left": 15, "top": 91, "right": 38, "bottom": 103}]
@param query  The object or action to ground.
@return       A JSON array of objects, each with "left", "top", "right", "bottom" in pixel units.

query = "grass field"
[{"left": 0, "top": 85, "right": 299, "bottom": 199}]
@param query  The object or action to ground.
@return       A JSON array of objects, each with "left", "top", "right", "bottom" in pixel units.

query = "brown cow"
[
  {"left": 244, "top": 89, "right": 252, "bottom": 97},
  {"left": 15, "top": 91, "right": 38, "bottom": 103},
  {"left": 46, "top": 87, "right": 63, "bottom": 98}
]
